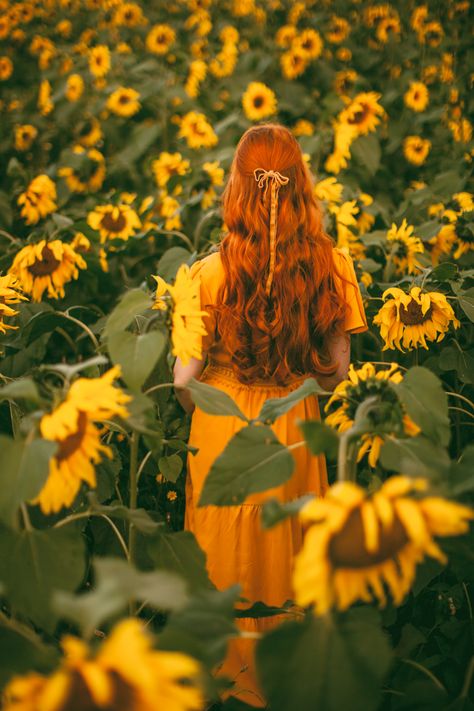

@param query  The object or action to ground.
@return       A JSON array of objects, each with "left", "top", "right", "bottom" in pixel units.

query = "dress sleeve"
[
  {"left": 332, "top": 248, "right": 369, "bottom": 334},
  {"left": 189, "top": 258, "right": 218, "bottom": 354}
]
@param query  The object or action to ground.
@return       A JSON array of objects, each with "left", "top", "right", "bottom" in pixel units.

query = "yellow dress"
[{"left": 183, "top": 248, "right": 368, "bottom": 708}]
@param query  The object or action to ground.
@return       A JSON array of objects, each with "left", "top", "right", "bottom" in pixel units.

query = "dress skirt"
[{"left": 184, "top": 361, "right": 329, "bottom": 708}]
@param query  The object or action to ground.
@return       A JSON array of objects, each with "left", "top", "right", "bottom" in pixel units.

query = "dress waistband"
[{"left": 202, "top": 360, "right": 313, "bottom": 389}]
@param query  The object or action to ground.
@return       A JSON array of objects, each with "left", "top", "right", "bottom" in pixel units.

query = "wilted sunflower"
[
  {"left": 87, "top": 203, "right": 142, "bottom": 243},
  {"left": 292, "top": 476, "right": 474, "bottom": 615},
  {"left": 338, "top": 91, "right": 385, "bottom": 137},
  {"left": 177, "top": 111, "right": 218, "bottom": 149},
  {"left": 17, "top": 174, "right": 57, "bottom": 225},
  {"left": 88, "top": 44, "right": 110, "bottom": 77},
  {"left": 242, "top": 81, "right": 277, "bottom": 121},
  {"left": 3, "top": 618, "right": 205, "bottom": 711},
  {"left": 9, "top": 239, "right": 87, "bottom": 302},
  {"left": 146, "top": 23, "right": 176, "bottom": 54},
  {"left": 14, "top": 124, "right": 37, "bottom": 151},
  {"left": 0, "top": 274, "right": 27, "bottom": 334},
  {"left": 58, "top": 146, "right": 106, "bottom": 193},
  {"left": 386, "top": 218, "right": 425, "bottom": 275},
  {"left": 403, "top": 135, "right": 431, "bottom": 165},
  {"left": 404, "top": 81, "right": 429, "bottom": 112},
  {"left": 106, "top": 87, "right": 141, "bottom": 117},
  {"left": 151, "top": 263, "right": 209, "bottom": 366},
  {"left": 373, "top": 286, "right": 461, "bottom": 351},
  {"left": 152, "top": 152, "right": 190, "bottom": 187},
  {"left": 35, "top": 366, "right": 131, "bottom": 514},
  {"left": 325, "top": 363, "right": 420, "bottom": 467}
]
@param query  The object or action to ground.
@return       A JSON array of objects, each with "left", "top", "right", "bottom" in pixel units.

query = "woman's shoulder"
[{"left": 190, "top": 249, "right": 223, "bottom": 289}]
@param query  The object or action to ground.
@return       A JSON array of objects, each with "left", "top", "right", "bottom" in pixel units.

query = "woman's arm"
[
  {"left": 316, "top": 331, "right": 351, "bottom": 392},
  {"left": 173, "top": 355, "right": 207, "bottom": 415}
]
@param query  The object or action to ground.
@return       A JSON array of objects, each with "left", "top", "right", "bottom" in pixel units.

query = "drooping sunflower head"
[
  {"left": 242, "top": 81, "right": 277, "bottom": 121},
  {"left": 386, "top": 218, "right": 425, "bottom": 275},
  {"left": 373, "top": 285, "right": 461, "bottom": 351},
  {"left": 292, "top": 475, "right": 474, "bottom": 615},
  {"left": 0, "top": 273, "right": 28, "bottom": 334},
  {"left": 8, "top": 239, "right": 87, "bottom": 302},
  {"left": 324, "top": 363, "right": 420, "bottom": 467},
  {"left": 17, "top": 174, "right": 57, "bottom": 225}
]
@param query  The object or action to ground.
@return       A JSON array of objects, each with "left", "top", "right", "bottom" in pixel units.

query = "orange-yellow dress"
[{"left": 183, "top": 248, "right": 368, "bottom": 708}]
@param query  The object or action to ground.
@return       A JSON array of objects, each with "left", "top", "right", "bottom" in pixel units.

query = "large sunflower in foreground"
[
  {"left": 151, "top": 264, "right": 208, "bottom": 366},
  {"left": 17, "top": 174, "right": 57, "bottom": 225},
  {"left": 386, "top": 218, "right": 425, "bottom": 275},
  {"left": 3, "top": 618, "right": 205, "bottom": 711},
  {"left": 8, "top": 239, "right": 86, "bottom": 302},
  {"left": 292, "top": 476, "right": 473, "bottom": 615},
  {"left": 324, "top": 363, "right": 420, "bottom": 467},
  {"left": 0, "top": 274, "right": 27, "bottom": 334},
  {"left": 242, "top": 81, "right": 277, "bottom": 121},
  {"left": 36, "top": 366, "right": 131, "bottom": 514},
  {"left": 373, "top": 286, "right": 461, "bottom": 351},
  {"left": 87, "top": 203, "right": 142, "bottom": 243}
]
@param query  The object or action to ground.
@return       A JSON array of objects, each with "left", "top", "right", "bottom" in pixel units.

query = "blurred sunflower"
[
  {"left": 324, "top": 363, "right": 420, "bottom": 467},
  {"left": 0, "top": 55, "right": 13, "bottom": 80},
  {"left": 65, "top": 73, "right": 84, "bottom": 102},
  {"left": 58, "top": 146, "right": 106, "bottom": 193},
  {"left": 333, "top": 69, "right": 358, "bottom": 97},
  {"left": 293, "top": 475, "right": 473, "bottom": 615},
  {"left": 177, "top": 111, "right": 218, "bottom": 149},
  {"left": 314, "top": 176, "right": 344, "bottom": 205},
  {"left": 76, "top": 117, "right": 103, "bottom": 147},
  {"left": 242, "top": 81, "right": 277, "bottom": 121},
  {"left": 14, "top": 123, "right": 37, "bottom": 151},
  {"left": 324, "top": 121, "right": 359, "bottom": 174},
  {"left": 404, "top": 81, "right": 429, "bottom": 112},
  {"left": 112, "top": 2, "right": 147, "bottom": 26},
  {"left": 159, "top": 194, "right": 182, "bottom": 231},
  {"left": 386, "top": 219, "right": 424, "bottom": 275},
  {"left": 37, "top": 78, "right": 53, "bottom": 115},
  {"left": 185, "top": 59, "right": 207, "bottom": 98},
  {"left": 326, "top": 15, "right": 351, "bottom": 43},
  {"left": 449, "top": 118, "right": 472, "bottom": 144},
  {"left": 17, "top": 174, "right": 57, "bottom": 224},
  {"left": 106, "top": 87, "right": 141, "bottom": 117},
  {"left": 146, "top": 23, "right": 175, "bottom": 54},
  {"left": 151, "top": 152, "right": 190, "bottom": 187},
  {"left": 9, "top": 239, "right": 87, "bottom": 302},
  {"left": 275, "top": 25, "right": 297, "bottom": 48},
  {"left": 419, "top": 20, "right": 444, "bottom": 47},
  {"left": 88, "top": 44, "right": 110, "bottom": 77},
  {"left": 293, "top": 28, "right": 323, "bottom": 59},
  {"left": 374, "top": 286, "right": 461, "bottom": 351},
  {"left": 87, "top": 203, "right": 142, "bottom": 243},
  {"left": 338, "top": 91, "right": 385, "bottom": 137},
  {"left": 428, "top": 224, "right": 457, "bottom": 265},
  {"left": 0, "top": 274, "right": 27, "bottom": 334},
  {"left": 280, "top": 48, "right": 308, "bottom": 79},
  {"left": 403, "top": 135, "right": 431, "bottom": 165},
  {"left": 376, "top": 15, "right": 401, "bottom": 42},
  {"left": 292, "top": 119, "right": 314, "bottom": 136},
  {"left": 203, "top": 160, "right": 224, "bottom": 186},
  {"left": 3, "top": 618, "right": 205, "bottom": 711}
]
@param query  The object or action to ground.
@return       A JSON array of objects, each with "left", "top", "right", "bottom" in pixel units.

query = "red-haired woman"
[{"left": 173, "top": 123, "right": 368, "bottom": 708}]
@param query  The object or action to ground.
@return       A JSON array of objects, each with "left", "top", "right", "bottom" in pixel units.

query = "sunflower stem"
[{"left": 128, "top": 431, "right": 140, "bottom": 564}]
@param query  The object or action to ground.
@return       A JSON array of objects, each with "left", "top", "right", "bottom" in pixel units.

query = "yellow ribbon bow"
[{"left": 253, "top": 168, "right": 290, "bottom": 296}]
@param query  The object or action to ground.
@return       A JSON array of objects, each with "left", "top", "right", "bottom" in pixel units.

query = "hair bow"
[{"left": 253, "top": 168, "right": 289, "bottom": 296}]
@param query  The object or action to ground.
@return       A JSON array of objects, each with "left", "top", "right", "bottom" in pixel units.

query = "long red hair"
[{"left": 212, "top": 123, "right": 348, "bottom": 385}]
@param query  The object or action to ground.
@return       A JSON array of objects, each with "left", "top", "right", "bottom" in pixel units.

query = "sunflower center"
[
  {"left": 56, "top": 411, "right": 88, "bottom": 462},
  {"left": 118, "top": 94, "right": 130, "bottom": 104},
  {"left": 101, "top": 210, "right": 127, "bottom": 232},
  {"left": 329, "top": 505, "right": 409, "bottom": 568},
  {"left": 399, "top": 299, "right": 433, "bottom": 325},
  {"left": 348, "top": 103, "right": 370, "bottom": 125},
  {"left": 28, "top": 245, "right": 60, "bottom": 277},
  {"left": 253, "top": 95, "right": 264, "bottom": 108}
]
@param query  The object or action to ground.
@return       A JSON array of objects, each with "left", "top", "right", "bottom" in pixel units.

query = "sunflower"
[
  {"left": 37, "top": 78, "right": 53, "bottom": 115},
  {"left": 242, "top": 81, "right": 277, "bottom": 121},
  {"left": 151, "top": 152, "right": 190, "bottom": 188},
  {"left": 87, "top": 203, "right": 142, "bottom": 243},
  {"left": 151, "top": 263, "right": 209, "bottom": 366},
  {"left": 203, "top": 160, "right": 224, "bottom": 186},
  {"left": 76, "top": 117, "right": 103, "bottom": 147},
  {"left": 418, "top": 20, "right": 444, "bottom": 47},
  {"left": 65, "top": 73, "right": 84, "bottom": 102},
  {"left": 275, "top": 25, "right": 297, "bottom": 48},
  {"left": 314, "top": 176, "right": 344, "bottom": 205},
  {"left": 112, "top": 2, "right": 146, "bottom": 26},
  {"left": 106, "top": 87, "right": 141, "bottom": 117},
  {"left": 177, "top": 111, "right": 218, "bottom": 149},
  {"left": 449, "top": 118, "right": 473, "bottom": 143},
  {"left": 374, "top": 286, "right": 461, "bottom": 351},
  {"left": 429, "top": 224, "right": 457, "bottom": 265},
  {"left": 88, "top": 44, "right": 110, "bottom": 77},
  {"left": 0, "top": 55, "right": 13, "bottom": 80},
  {"left": 338, "top": 91, "right": 385, "bottom": 137},
  {"left": 280, "top": 48, "right": 308, "bottom": 79},
  {"left": 324, "top": 363, "right": 420, "bottom": 467},
  {"left": 208, "top": 43, "right": 238, "bottom": 78},
  {"left": 324, "top": 120, "right": 359, "bottom": 174},
  {"left": 9, "top": 239, "right": 87, "bottom": 302},
  {"left": 292, "top": 119, "right": 314, "bottom": 137},
  {"left": 185, "top": 59, "right": 207, "bottom": 98},
  {"left": 146, "top": 23, "right": 175, "bottom": 54},
  {"left": 14, "top": 124, "right": 37, "bottom": 151},
  {"left": 452, "top": 209, "right": 474, "bottom": 259},
  {"left": 17, "top": 174, "right": 57, "bottom": 225},
  {"left": 403, "top": 135, "right": 431, "bottom": 165},
  {"left": 386, "top": 218, "right": 425, "bottom": 275},
  {"left": 3, "top": 618, "right": 205, "bottom": 711},
  {"left": 159, "top": 194, "right": 182, "bottom": 231},
  {"left": 333, "top": 69, "right": 358, "bottom": 97},
  {"left": 292, "top": 475, "right": 474, "bottom": 616},
  {"left": 326, "top": 15, "right": 351, "bottom": 43},
  {"left": 404, "top": 81, "right": 429, "bottom": 112},
  {"left": 0, "top": 274, "right": 27, "bottom": 334},
  {"left": 293, "top": 28, "right": 323, "bottom": 59},
  {"left": 58, "top": 146, "right": 106, "bottom": 193}
]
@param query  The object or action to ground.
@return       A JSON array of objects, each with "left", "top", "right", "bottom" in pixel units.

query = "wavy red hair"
[{"left": 212, "top": 123, "right": 348, "bottom": 385}]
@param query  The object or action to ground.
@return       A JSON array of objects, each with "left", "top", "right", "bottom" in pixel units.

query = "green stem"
[
  {"left": 401, "top": 659, "right": 446, "bottom": 693},
  {"left": 144, "top": 382, "right": 175, "bottom": 396},
  {"left": 128, "top": 432, "right": 139, "bottom": 565},
  {"left": 460, "top": 656, "right": 474, "bottom": 699},
  {"left": 20, "top": 503, "right": 32, "bottom": 532}
]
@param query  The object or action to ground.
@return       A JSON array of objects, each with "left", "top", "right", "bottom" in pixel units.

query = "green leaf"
[
  {"left": 158, "top": 454, "right": 183, "bottom": 482},
  {"left": 379, "top": 436, "right": 450, "bottom": 478},
  {"left": 431, "top": 263, "right": 458, "bottom": 281},
  {"left": 257, "top": 378, "right": 327, "bottom": 424},
  {"left": 255, "top": 607, "right": 392, "bottom": 711},
  {"left": 392, "top": 367, "right": 450, "bottom": 446},
  {"left": 22, "top": 311, "right": 69, "bottom": 346},
  {"left": 157, "top": 247, "right": 192, "bottom": 282},
  {"left": 350, "top": 134, "right": 381, "bottom": 176},
  {"left": 0, "top": 624, "right": 59, "bottom": 690},
  {"left": 297, "top": 419, "right": 339, "bottom": 458},
  {"left": 0, "top": 525, "right": 86, "bottom": 632},
  {"left": 108, "top": 329, "right": 165, "bottom": 392},
  {"left": 103, "top": 288, "right": 152, "bottom": 340},
  {"left": 449, "top": 445, "right": 474, "bottom": 496},
  {"left": 0, "top": 436, "right": 57, "bottom": 527},
  {"left": 54, "top": 556, "right": 188, "bottom": 637},
  {"left": 187, "top": 378, "right": 248, "bottom": 421},
  {"left": 88, "top": 497, "right": 163, "bottom": 534},
  {"left": 439, "top": 346, "right": 474, "bottom": 384},
  {"left": 261, "top": 495, "right": 314, "bottom": 529},
  {"left": 146, "top": 530, "right": 215, "bottom": 591},
  {"left": 198, "top": 425, "right": 295, "bottom": 506},
  {"left": 0, "top": 378, "right": 41, "bottom": 404}
]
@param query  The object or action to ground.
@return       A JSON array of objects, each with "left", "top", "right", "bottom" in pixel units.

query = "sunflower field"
[{"left": 0, "top": 0, "right": 474, "bottom": 709}]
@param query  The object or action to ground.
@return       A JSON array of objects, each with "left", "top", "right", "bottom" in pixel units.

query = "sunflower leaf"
[
  {"left": 187, "top": 378, "right": 249, "bottom": 421},
  {"left": 103, "top": 288, "right": 153, "bottom": 340},
  {"left": 392, "top": 367, "right": 450, "bottom": 446},
  {"left": 257, "top": 378, "right": 327, "bottom": 424},
  {"left": 108, "top": 329, "right": 166, "bottom": 392}
]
